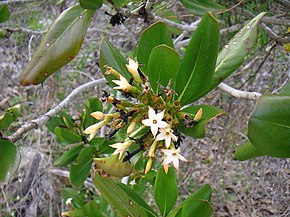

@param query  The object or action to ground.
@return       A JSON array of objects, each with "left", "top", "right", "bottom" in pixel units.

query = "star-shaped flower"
[
  {"left": 156, "top": 127, "right": 178, "bottom": 148},
  {"left": 162, "top": 148, "right": 188, "bottom": 171},
  {"left": 126, "top": 58, "right": 141, "bottom": 82},
  {"left": 141, "top": 106, "right": 168, "bottom": 137},
  {"left": 110, "top": 140, "right": 133, "bottom": 159},
  {"left": 83, "top": 120, "right": 107, "bottom": 140},
  {"left": 112, "top": 75, "right": 134, "bottom": 93}
]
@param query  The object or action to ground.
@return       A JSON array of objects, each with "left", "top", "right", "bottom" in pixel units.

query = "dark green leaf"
[
  {"left": 93, "top": 172, "right": 147, "bottom": 216},
  {"left": 235, "top": 141, "right": 264, "bottom": 161},
  {"left": 117, "top": 183, "right": 158, "bottom": 217},
  {"left": 247, "top": 95, "right": 290, "bottom": 158},
  {"left": 61, "top": 188, "right": 84, "bottom": 208},
  {"left": 137, "top": 21, "right": 174, "bottom": 73},
  {"left": 70, "top": 146, "right": 95, "bottom": 187},
  {"left": 79, "top": 0, "right": 103, "bottom": 10},
  {"left": 0, "top": 140, "right": 20, "bottom": 184},
  {"left": 147, "top": 45, "right": 179, "bottom": 94},
  {"left": 0, "top": 4, "right": 10, "bottom": 23},
  {"left": 0, "top": 104, "right": 21, "bottom": 131},
  {"left": 99, "top": 38, "right": 130, "bottom": 85},
  {"left": 175, "top": 13, "right": 220, "bottom": 105},
  {"left": 84, "top": 200, "right": 103, "bottom": 217},
  {"left": 54, "top": 144, "right": 84, "bottom": 166},
  {"left": 179, "top": 105, "right": 226, "bottom": 138},
  {"left": 180, "top": 0, "right": 225, "bottom": 16},
  {"left": 54, "top": 127, "right": 82, "bottom": 144},
  {"left": 154, "top": 167, "right": 178, "bottom": 216},
  {"left": 82, "top": 98, "right": 103, "bottom": 129},
  {"left": 209, "top": 13, "right": 266, "bottom": 92},
  {"left": 19, "top": 5, "right": 95, "bottom": 85}
]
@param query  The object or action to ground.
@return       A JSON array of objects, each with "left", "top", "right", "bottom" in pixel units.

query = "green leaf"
[
  {"left": 54, "top": 144, "right": 84, "bottom": 166},
  {"left": 99, "top": 38, "right": 130, "bottom": 85},
  {"left": 175, "top": 13, "right": 220, "bottom": 105},
  {"left": 79, "top": 0, "right": 103, "bottom": 10},
  {"left": 209, "top": 12, "right": 266, "bottom": 92},
  {"left": 137, "top": 21, "right": 174, "bottom": 73},
  {"left": 0, "top": 140, "right": 21, "bottom": 184},
  {"left": 54, "top": 127, "right": 82, "bottom": 144},
  {"left": 168, "top": 184, "right": 212, "bottom": 217},
  {"left": 61, "top": 188, "right": 84, "bottom": 208},
  {"left": 154, "top": 167, "right": 178, "bottom": 216},
  {"left": 84, "top": 200, "right": 103, "bottom": 217},
  {"left": 180, "top": 0, "right": 225, "bottom": 16},
  {"left": 117, "top": 183, "right": 158, "bottom": 217},
  {"left": 70, "top": 146, "right": 95, "bottom": 187},
  {"left": 0, "top": 104, "right": 21, "bottom": 131},
  {"left": 147, "top": 45, "right": 179, "bottom": 94},
  {"left": 0, "top": 4, "right": 10, "bottom": 23},
  {"left": 111, "top": 0, "right": 131, "bottom": 7},
  {"left": 247, "top": 95, "right": 290, "bottom": 158},
  {"left": 179, "top": 105, "right": 226, "bottom": 138},
  {"left": 19, "top": 5, "right": 95, "bottom": 86},
  {"left": 82, "top": 98, "right": 103, "bottom": 128},
  {"left": 235, "top": 141, "right": 264, "bottom": 161},
  {"left": 93, "top": 172, "right": 147, "bottom": 217}
]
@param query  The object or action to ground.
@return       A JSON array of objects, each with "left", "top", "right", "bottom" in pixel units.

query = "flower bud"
[
  {"left": 194, "top": 108, "right": 203, "bottom": 122},
  {"left": 90, "top": 111, "right": 104, "bottom": 120},
  {"left": 148, "top": 140, "right": 158, "bottom": 158},
  {"left": 126, "top": 58, "right": 142, "bottom": 82},
  {"left": 163, "top": 164, "right": 169, "bottom": 174},
  {"left": 104, "top": 65, "right": 120, "bottom": 78},
  {"left": 145, "top": 158, "right": 153, "bottom": 174},
  {"left": 127, "top": 122, "right": 136, "bottom": 134}
]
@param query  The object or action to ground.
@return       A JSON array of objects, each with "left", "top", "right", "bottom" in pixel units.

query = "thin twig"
[
  {"left": 218, "top": 82, "right": 262, "bottom": 100},
  {"left": 0, "top": 0, "right": 36, "bottom": 4},
  {"left": 3, "top": 26, "right": 47, "bottom": 35},
  {"left": 260, "top": 23, "right": 290, "bottom": 43},
  {"left": 5, "top": 78, "right": 107, "bottom": 143}
]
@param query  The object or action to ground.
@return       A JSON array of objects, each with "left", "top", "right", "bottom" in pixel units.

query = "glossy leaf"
[
  {"left": 168, "top": 184, "right": 212, "bottom": 217},
  {"left": 0, "top": 4, "right": 10, "bottom": 23},
  {"left": 0, "top": 104, "right": 21, "bottom": 131},
  {"left": 247, "top": 95, "right": 290, "bottom": 158},
  {"left": 137, "top": 21, "right": 174, "bottom": 73},
  {"left": 180, "top": 0, "right": 225, "bottom": 16},
  {"left": 19, "top": 5, "right": 95, "bottom": 86},
  {"left": 210, "top": 13, "right": 266, "bottom": 91},
  {"left": 117, "top": 183, "right": 158, "bottom": 217},
  {"left": 79, "top": 0, "right": 103, "bottom": 10},
  {"left": 93, "top": 172, "right": 147, "bottom": 217},
  {"left": 54, "top": 144, "right": 84, "bottom": 166},
  {"left": 54, "top": 127, "right": 82, "bottom": 144},
  {"left": 154, "top": 167, "right": 178, "bottom": 216},
  {"left": 235, "top": 141, "right": 264, "bottom": 161},
  {"left": 175, "top": 13, "right": 220, "bottom": 105},
  {"left": 99, "top": 38, "right": 130, "bottom": 85},
  {"left": 179, "top": 105, "right": 226, "bottom": 138},
  {"left": 70, "top": 146, "right": 95, "bottom": 187},
  {"left": 147, "top": 45, "right": 179, "bottom": 94},
  {"left": 0, "top": 140, "right": 21, "bottom": 184}
]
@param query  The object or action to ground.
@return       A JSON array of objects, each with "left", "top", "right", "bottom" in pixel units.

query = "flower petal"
[
  {"left": 158, "top": 121, "right": 168, "bottom": 128},
  {"left": 165, "top": 137, "right": 171, "bottom": 148},
  {"left": 163, "top": 156, "right": 174, "bottom": 165},
  {"left": 177, "top": 153, "right": 188, "bottom": 162},
  {"left": 162, "top": 149, "right": 173, "bottom": 156},
  {"left": 142, "top": 119, "right": 152, "bottom": 126},
  {"left": 173, "top": 157, "right": 179, "bottom": 170},
  {"left": 148, "top": 106, "right": 156, "bottom": 119},
  {"left": 156, "top": 110, "right": 165, "bottom": 121},
  {"left": 156, "top": 132, "right": 166, "bottom": 141},
  {"left": 151, "top": 125, "right": 159, "bottom": 137}
]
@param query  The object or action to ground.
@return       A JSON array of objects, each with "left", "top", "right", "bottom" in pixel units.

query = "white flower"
[
  {"left": 65, "top": 198, "right": 72, "bottom": 206},
  {"left": 83, "top": 119, "right": 107, "bottom": 140},
  {"left": 126, "top": 58, "right": 141, "bottom": 82},
  {"left": 90, "top": 111, "right": 104, "bottom": 120},
  {"left": 141, "top": 106, "right": 168, "bottom": 137},
  {"left": 112, "top": 74, "right": 134, "bottom": 92},
  {"left": 110, "top": 140, "right": 133, "bottom": 159},
  {"left": 156, "top": 127, "right": 178, "bottom": 148},
  {"left": 162, "top": 148, "right": 188, "bottom": 171}
]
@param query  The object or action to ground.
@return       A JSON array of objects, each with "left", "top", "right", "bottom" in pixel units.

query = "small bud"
[
  {"left": 173, "top": 100, "right": 180, "bottom": 108},
  {"left": 127, "top": 122, "right": 136, "bottom": 134},
  {"left": 145, "top": 158, "right": 153, "bottom": 174},
  {"left": 105, "top": 65, "right": 120, "bottom": 78},
  {"left": 148, "top": 140, "right": 158, "bottom": 158},
  {"left": 91, "top": 111, "right": 104, "bottom": 120},
  {"left": 126, "top": 58, "right": 142, "bottom": 82},
  {"left": 194, "top": 108, "right": 203, "bottom": 122},
  {"left": 163, "top": 164, "right": 169, "bottom": 174}
]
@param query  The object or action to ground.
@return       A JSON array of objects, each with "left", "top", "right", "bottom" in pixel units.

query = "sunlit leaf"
[
  {"left": 93, "top": 172, "right": 147, "bottom": 216},
  {"left": 179, "top": 105, "right": 226, "bottom": 138},
  {"left": 0, "top": 140, "right": 21, "bottom": 184},
  {"left": 79, "top": 0, "right": 103, "bottom": 10},
  {"left": 0, "top": 4, "right": 10, "bottom": 23},
  {"left": 137, "top": 21, "right": 174, "bottom": 73},
  {"left": 19, "top": 5, "right": 95, "bottom": 85},
  {"left": 154, "top": 167, "right": 178, "bottom": 216},
  {"left": 0, "top": 104, "right": 21, "bottom": 131},
  {"left": 175, "top": 13, "right": 220, "bottom": 105},
  {"left": 70, "top": 146, "right": 95, "bottom": 187},
  {"left": 180, "top": 0, "right": 225, "bottom": 16},
  {"left": 247, "top": 95, "right": 290, "bottom": 158},
  {"left": 147, "top": 45, "right": 179, "bottom": 94}
]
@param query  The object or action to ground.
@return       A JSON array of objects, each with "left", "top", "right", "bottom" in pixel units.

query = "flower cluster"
[{"left": 83, "top": 58, "right": 203, "bottom": 175}]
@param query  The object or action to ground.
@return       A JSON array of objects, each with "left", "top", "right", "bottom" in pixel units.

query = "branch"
[
  {"left": 0, "top": 0, "right": 36, "bottom": 4},
  {"left": 153, "top": 15, "right": 200, "bottom": 31},
  {"left": 260, "top": 23, "right": 290, "bottom": 43},
  {"left": 5, "top": 78, "right": 107, "bottom": 143},
  {"left": 3, "top": 26, "right": 47, "bottom": 35},
  {"left": 218, "top": 82, "right": 262, "bottom": 100}
]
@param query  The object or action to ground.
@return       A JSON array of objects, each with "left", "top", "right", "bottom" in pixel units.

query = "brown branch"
[{"left": 5, "top": 78, "right": 106, "bottom": 143}]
